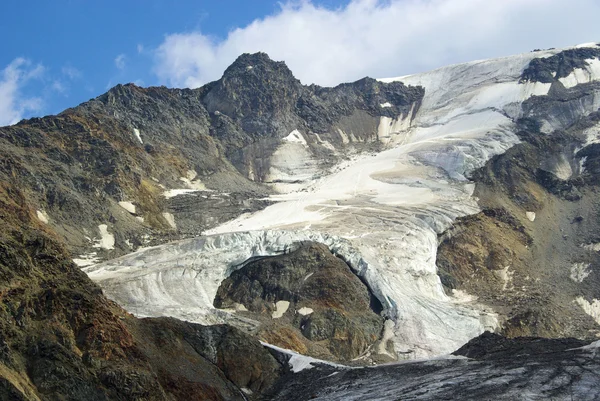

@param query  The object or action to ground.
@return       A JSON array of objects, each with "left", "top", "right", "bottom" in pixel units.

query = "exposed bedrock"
[
  {"left": 437, "top": 106, "right": 600, "bottom": 340},
  {"left": 214, "top": 242, "right": 385, "bottom": 363}
]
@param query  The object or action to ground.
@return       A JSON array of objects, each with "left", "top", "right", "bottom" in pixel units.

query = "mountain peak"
[{"left": 221, "top": 52, "right": 295, "bottom": 80}]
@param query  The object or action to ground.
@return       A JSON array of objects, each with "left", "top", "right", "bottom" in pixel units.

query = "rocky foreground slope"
[{"left": 2, "top": 45, "right": 600, "bottom": 399}]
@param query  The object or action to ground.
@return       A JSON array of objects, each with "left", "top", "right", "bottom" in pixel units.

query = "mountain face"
[{"left": 3, "top": 45, "right": 600, "bottom": 399}]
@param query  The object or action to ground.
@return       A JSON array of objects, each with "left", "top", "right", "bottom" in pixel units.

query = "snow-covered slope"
[{"left": 85, "top": 44, "right": 600, "bottom": 360}]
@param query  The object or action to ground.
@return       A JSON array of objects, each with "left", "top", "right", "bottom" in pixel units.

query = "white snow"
[
  {"left": 163, "top": 171, "right": 208, "bottom": 198},
  {"left": 526, "top": 212, "right": 536, "bottom": 222},
  {"left": 575, "top": 42, "right": 599, "bottom": 48},
  {"left": 297, "top": 307, "right": 313, "bottom": 316},
  {"left": 380, "top": 102, "right": 392, "bottom": 108},
  {"left": 73, "top": 252, "right": 100, "bottom": 267},
  {"left": 118, "top": 201, "right": 136, "bottom": 214},
  {"left": 558, "top": 58, "right": 600, "bottom": 89},
  {"left": 583, "top": 243, "right": 600, "bottom": 252},
  {"left": 162, "top": 212, "right": 177, "bottom": 229},
  {"left": 378, "top": 319, "right": 396, "bottom": 357},
  {"left": 576, "top": 297, "right": 600, "bottom": 325},
  {"left": 135, "top": 216, "right": 145, "bottom": 223},
  {"left": 133, "top": 128, "right": 143, "bottom": 144},
  {"left": 261, "top": 342, "right": 348, "bottom": 373},
  {"left": 570, "top": 263, "right": 592, "bottom": 283},
  {"left": 283, "top": 129, "right": 307, "bottom": 145},
  {"left": 163, "top": 189, "right": 200, "bottom": 198},
  {"left": 272, "top": 300, "right": 290, "bottom": 318},
  {"left": 179, "top": 170, "right": 207, "bottom": 190},
  {"left": 92, "top": 224, "right": 115, "bottom": 250},
  {"left": 582, "top": 121, "right": 600, "bottom": 146},
  {"left": 36, "top": 210, "right": 49, "bottom": 224}
]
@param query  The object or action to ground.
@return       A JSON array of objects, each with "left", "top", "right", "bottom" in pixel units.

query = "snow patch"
[
  {"left": 582, "top": 121, "right": 600, "bottom": 146},
  {"left": 73, "top": 252, "right": 100, "bottom": 267},
  {"left": 570, "top": 263, "right": 592, "bottom": 283},
  {"left": 378, "top": 319, "right": 396, "bottom": 357},
  {"left": 558, "top": 58, "right": 600, "bottom": 89},
  {"left": 450, "top": 289, "right": 478, "bottom": 303},
  {"left": 297, "top": 307, "right": 313, "bottom": 316},
  {"left": 118, "top": 201, "right": 136, "bottom": 214},
  {"left": 337, "top": 129, "right": 350, "bottom": 144},
  {"left": 36, "top": 210, "right": 49, "bottom": 224},
  {"left": 92, "top": 224, "right": 115, "bottom": 250},
  {"left": 135, "top": 216, "right": 145, "bottom": 223},
  {"left": 576, "top": 297, "right": 600, "bottom": 325},
  {"left": 163, "top": 189, "right": 200, "bottom": 198},
  {"left": 583, "top": 243, "right": 600, "bottom": 252},
  {"left": 178, "top": 170, "right": 206, "bottom": 191},
  {"left": 272, "top": 300, "right": 290, "bottom": 319},
  {"left": 261, "top": 342, "right": 347, "bottom": 373},
  {"left": 575, "top": 42, "right": 600, "bottom": 49},
  {"left": 494, "top": 266, "right": 513, "bottom": 291},
  {"left": 133, "top": 128, "right": 143, "bottom": 144},
  {"left": 526, "top": 212, "right": 536, "bottom": 222},
  {"left": 162, "top": 212, "right": 176, "bottom": 229},
  {"left": 380, "top": 102, "right": 392, "bottom": 108},
  {"left": 283, "top": 129, "right": 307, "bottom": 146}
]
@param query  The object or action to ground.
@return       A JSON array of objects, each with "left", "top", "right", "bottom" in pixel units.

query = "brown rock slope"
[{"left": 0, "top": 181, "right": 281, "bottom": 400}]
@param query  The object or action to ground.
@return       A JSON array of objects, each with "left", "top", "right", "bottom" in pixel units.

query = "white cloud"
[
  {"left": 0, "top": 58, "right": 44, "bottom": 126},
  {"left": 137, "top": 44, "right": 144, "bottom": 54},
  {"left": 51, "top": 80, "right": 66, "bottom": 94},
  {"left": 154, "top": 0, "right": 600, "bottom": 88},
  {"left": 115, "top": 54, "right": 126, "bottom": 70},
  {"left": 62, "top": 65, "right": 82, "bottom": 80}
]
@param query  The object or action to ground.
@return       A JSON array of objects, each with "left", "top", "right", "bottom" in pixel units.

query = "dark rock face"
[
  {"left": 521, "top": 46, "right": 600, "bottom": 83},
  {"left": 214, "top": 242, "right": 384, "bottom": 362},
  {"left": 263, "top": 333, "right": 600, "bottom": 401}
]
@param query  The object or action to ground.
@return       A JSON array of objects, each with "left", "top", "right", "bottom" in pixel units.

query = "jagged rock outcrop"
[{"left": 214, "top": 242, "right": 385, "bottom": 362}]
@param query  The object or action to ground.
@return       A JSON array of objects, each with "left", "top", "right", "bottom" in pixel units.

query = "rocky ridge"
[{"left": 0, "top": 52, "right": 423, "bottom": 265}]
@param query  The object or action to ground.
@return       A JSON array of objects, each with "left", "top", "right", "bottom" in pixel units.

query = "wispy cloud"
[
  {"left": 0, "top": 58, "right": 44, "bottom": 126},
  {"left": 115, "top": 54, "right": 126, "bottom": 70},
  {"left": 137, "top": 44, "right": 144, "bottom": 54},
  {"left": 154, "top": 0, "right": 600, "bottom": 88},
  {"left": 62, "top": 65, "right": 82, "bottom": 80}
]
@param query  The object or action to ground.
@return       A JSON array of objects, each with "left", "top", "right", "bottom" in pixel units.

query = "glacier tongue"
[{"left": 85, "top": 46, "right": 597, "bottom": 360}]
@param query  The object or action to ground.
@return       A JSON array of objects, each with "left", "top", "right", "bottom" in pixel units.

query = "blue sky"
[{"left": 2, "top": 0, "right": 600, "bottom": 125}]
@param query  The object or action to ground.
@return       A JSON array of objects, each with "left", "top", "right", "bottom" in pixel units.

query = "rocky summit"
[{"left": 2, "top": 45, "right": 600, "bottom": 400}]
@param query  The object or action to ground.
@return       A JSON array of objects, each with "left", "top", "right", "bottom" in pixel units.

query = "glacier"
[{"left": 84, "top": 45, "right": 600, "bottom": 360}]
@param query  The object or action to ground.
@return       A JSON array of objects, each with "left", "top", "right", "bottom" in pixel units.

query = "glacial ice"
[{"left": 84, "top": 46, "right": 600, "bottom": 360}]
